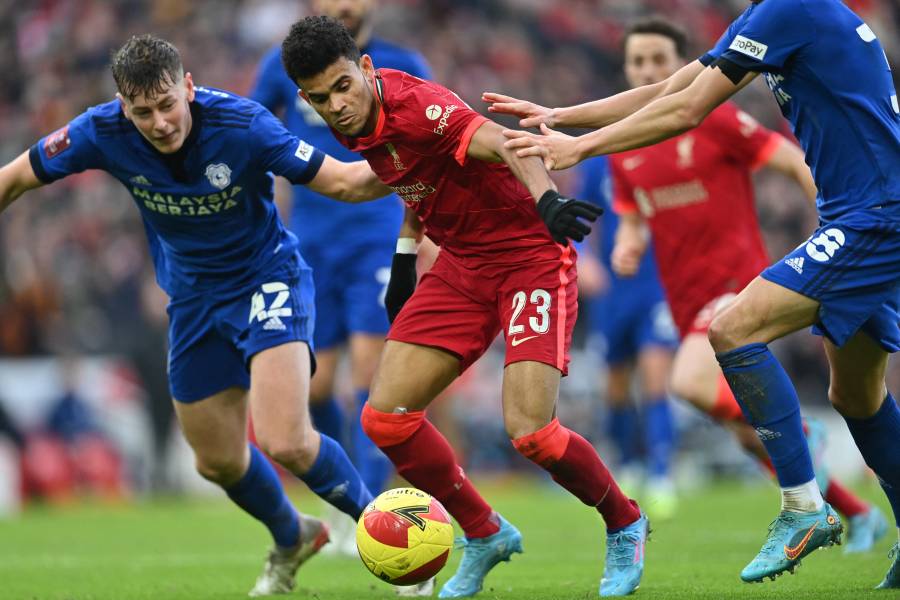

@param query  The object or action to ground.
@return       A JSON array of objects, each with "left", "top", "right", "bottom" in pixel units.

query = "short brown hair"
[
  {"left": 624, "top": 17, "right": 689, "bottom": 59},
  {"left": 110, "top": 35, "right": 183, "bottom": 101}
]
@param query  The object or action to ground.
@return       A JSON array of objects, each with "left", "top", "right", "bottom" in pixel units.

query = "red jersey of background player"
[
  {"left": 612, "top": 102, "right": 781, "bottom": 336},
  {"left": 332, "top": 68, "right": 560, "bottom": 262}
]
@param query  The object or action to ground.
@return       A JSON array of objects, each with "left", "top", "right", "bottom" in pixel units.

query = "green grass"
[{"left": 0, "top": 478, "right": 894, "bottom": 599}]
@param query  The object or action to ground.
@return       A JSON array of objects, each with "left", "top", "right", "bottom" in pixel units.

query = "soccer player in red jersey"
[
  {"left": 281, "top": 16, "right": 646, "bottom": 598},
  {"left": 486, "top": 17, "right": 886, "bottom": 553}
]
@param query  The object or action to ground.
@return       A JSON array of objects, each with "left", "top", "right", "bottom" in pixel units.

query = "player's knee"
[
  {"left": 511, "top": 418, "right": 570, "bottom": 469},
  {"left": 195, "top": 454, "right": 246, "bottom": 486},
  {"left": 257, "top": 433, "right": 319, "bottom": 473},
  {"left": 827, "top": 382, "right": 883, "bottom": 420},
  {"left": 707, "top": 311, "right": 742, "bottom": 352},
  {"left": 360, "top": 403, "right": 425, "bottom": 448}
]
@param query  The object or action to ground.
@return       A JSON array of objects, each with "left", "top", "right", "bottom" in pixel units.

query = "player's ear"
[
  {"left": 116, "top": 92, "right": 131, "bottom": 119},
  {"left": 183, "top": 72, "right": 196, "bottom": 102},
  {"left": 359, "top": 54, "right": 374, "bottom": 78}
]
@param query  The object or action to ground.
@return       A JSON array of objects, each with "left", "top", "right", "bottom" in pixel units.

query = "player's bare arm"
[
  {"left": 307, "top": 154, "right": 392, "bottom": 203},
  {"left": 467, "top": 119, "right": 602, "bottom": 244},
  {"left": 762, "top": 138, "right": 818, "bottom": 205},
  {"left": 610, "top": 212, "right": 649, "bottom": 278},
  {"left": 503, "top": 66, "right": 757, "bottom": 171},
  {"left": 466, "top": 119, "right": 557, "bottom": 199},
  {"left": 483, "top": 60, "right": 705, "bottom": 130},
  {"left": 0, "top": 151, "right": 44, "bottom": 214}
]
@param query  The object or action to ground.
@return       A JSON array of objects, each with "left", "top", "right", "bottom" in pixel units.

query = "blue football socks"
[
  {"left": 310, "top": 396, "right": 345, "bottom": 446},
  {"left": 843, "top": 392, "right": 900, "bottom": 527},
  {"left": 717, "top": 343, "right": 815, "bottom": 487},
  {"left": 225, "top": 445, "right": 300, "bottom": 548},
  {"left": 300, "top": 433, "right": 373, "bottom": 520},
  {"left": 608, "top": 404, "right": 640, "bottom": 468},
  {"left": 644, "top": 396, "right": 676, "bottom": 479}
]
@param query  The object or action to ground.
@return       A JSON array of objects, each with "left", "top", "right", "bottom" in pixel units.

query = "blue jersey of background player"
[
  {"left": 578, "top": 155, "right": 678, "bottom": 516},
  {"left": 0, "top": 34, "right": 391, "bottom": 595},
  {"left": 495, "top": 0, "right": 900, "bottom": 587},
  {"left": 250, "top": 0, "right": 432, "bottom": 552}
]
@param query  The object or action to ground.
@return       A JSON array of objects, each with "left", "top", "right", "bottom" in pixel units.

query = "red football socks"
[
  {"left": 824, "top": 479, "right": 868, "bottom": 517},
  {"left": 513, "top": 419, "right": 641, "bottom": 531},
  {"left": 362, "top": 406, "right": 499, "bottom": 539}
]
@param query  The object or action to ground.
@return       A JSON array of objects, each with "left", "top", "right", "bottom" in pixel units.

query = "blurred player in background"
[
  {"left": 576, "top": 154, "right": 679, "bottom": 519},
  {"left": 493, "top": 0, "right": 900, "bottom": 588},
  {"left": 0, "top": 35, "right": 393, "bottom": 596},
  {"left": 280, "top": 17, "right": 653, "bottom": 598},
  {"left": 252, "top": 4, "right": 431, "bottom": 553}
]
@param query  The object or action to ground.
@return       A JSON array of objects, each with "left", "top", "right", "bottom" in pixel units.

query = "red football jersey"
[
  {"left": 612, "top": 102, "right": 782, "bottom": 336},
  {"left": 333, "top": 69, "right": 558, "bottom": 262}
]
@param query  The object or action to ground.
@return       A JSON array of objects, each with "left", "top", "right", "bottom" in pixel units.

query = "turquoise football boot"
[
  {"left": 600, "top": 513, "right": 649, "bottom": 597},
  {"left": 741, "top": 504, "right": 842, "bottom": 583},
  {"left": 875, "top": 543, "right": 899, "bottom": 589},
  {"left": 845, "top": 506, "right": 889, "bottom": 554},
  {"left": 438, "top": 515, "right": 523, "bottom": 598}
]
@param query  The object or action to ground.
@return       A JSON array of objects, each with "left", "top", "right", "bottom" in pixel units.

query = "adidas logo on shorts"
[
  {"left": 263, "top": 316, "right": 286, "bottom": 331},
  {"left": 785, "top": 257, "right": 804, "bottom": 274}
]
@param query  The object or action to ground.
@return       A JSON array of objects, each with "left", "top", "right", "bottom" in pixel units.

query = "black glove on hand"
[
  {"left": 536, "top": 189, "right": 604, "bottom": 245},
  {"left": 384, "top": 253, "right": 418, "bottom": 323}
]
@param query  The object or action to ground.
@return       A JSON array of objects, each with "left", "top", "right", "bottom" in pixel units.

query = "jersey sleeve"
[
  {"left": 705, "top": 103, "right": 782, "bottom": 170},
  {"left": 609, "top": 158, "right": 638, "bottom": 215},
  {"left": 28, "top": 111, "right": 105, "bottom": 184},
  {"left": 717, "top": 0, "right": 814, "bottom": 72},
  {"left": 249, "top": 107, "right": 325, "bottom": 185},
  {"left": 699, "top": 13, "right": 746, "bottom": 66},
  {"left": 249, "top": 48, "right": 287, "bottom": 112},
  {"left": 391, "top": 80, "right": 489, "bottom": 166}
]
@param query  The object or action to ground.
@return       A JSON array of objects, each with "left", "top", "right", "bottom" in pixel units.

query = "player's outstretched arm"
[
  {"left": 761, "top": 138, "right": 818, "bottom": 205},
  {"left": 483, "top": 60, "right": 705, "bottom": 130},
  {"left": 610, "top": 213, "right": 649, "bottom": 278},
  {"left": 306, "top": 155, "right": 392, "bottom": 203},
  {"left": 503, "top": 65, "right": 757, "bottom": 170},
  {"left": 384, "top": 206, "right": 424, "bottom": 323},
  {"left": 466, "top": 120, "right": 601, "bottom": 244},
  {"left": 0, "top": 151, "right": 44, "bottom": 215}
]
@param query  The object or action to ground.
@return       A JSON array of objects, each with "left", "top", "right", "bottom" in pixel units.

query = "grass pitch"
[{"left": 0, "top": 478, "right": 893, "bottom": 599}]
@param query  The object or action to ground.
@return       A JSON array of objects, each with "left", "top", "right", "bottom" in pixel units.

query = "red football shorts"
[
  {"left": 686, "top": 292, "right": 738, "bottom": 336},
  {"left": 388, "top": 245, "right": 578, "bottom": 374}
]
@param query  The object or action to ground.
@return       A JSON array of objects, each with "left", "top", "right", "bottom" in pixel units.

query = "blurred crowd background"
[{"left": 0, "top": 0, "right": 897, "bottom": 507}]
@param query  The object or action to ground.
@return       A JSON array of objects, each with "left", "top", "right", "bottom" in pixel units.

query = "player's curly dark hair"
[
  {"left": 281, "top": 16, "right": 361, "bottom": 84},
  {"left": 624, "top": 17, "right": 689, "bottom": 59},
  {"left": 110, "top": 35, "right": 183, "bottom": 102}
]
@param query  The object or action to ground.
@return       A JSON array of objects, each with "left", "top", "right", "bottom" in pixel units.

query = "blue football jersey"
[
  {"left": 701, "top": 0, "right": 900, "bottom": 221},
  {"left": 578, "top": 156, "right": 663, "bottom": 292},
  {"left": 251, "top": 38, "right": 432, "bottom": 251},
  {"left": 29, "top": 87, "right": 326, "bottom": 298}
]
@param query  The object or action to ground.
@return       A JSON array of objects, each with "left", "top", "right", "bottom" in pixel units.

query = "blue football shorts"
[
  {"left": 761, "top": 206, "right": 899, "bottom": 353},
  {"left": 590, "top": 279, "right": 679, "bottom": 365},
  {"left": 300, "top": 239, "right": 393, "bottom": 351},
  {"left": 167, "top": 252, "right": 316, "bottom": 402}
]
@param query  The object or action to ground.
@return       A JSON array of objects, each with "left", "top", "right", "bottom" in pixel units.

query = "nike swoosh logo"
[
  {"left": 510, "top": 335, "right": 538, "bottom": 347},
  {"left": 784, "top": 521, "right": 819, "bottom": 560}
]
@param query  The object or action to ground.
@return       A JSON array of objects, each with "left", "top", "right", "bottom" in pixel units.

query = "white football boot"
[{"left": 248, "top": 513, "right": 330, "bottom": 596}]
